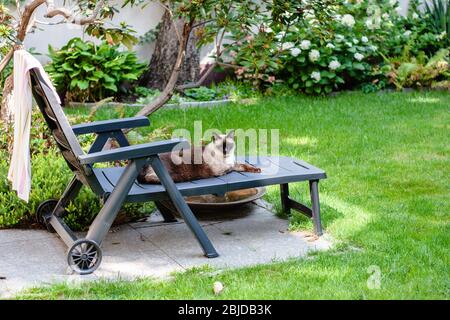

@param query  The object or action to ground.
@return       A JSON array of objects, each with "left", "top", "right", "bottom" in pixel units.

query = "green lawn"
[{"left": 17, "top": 91, "right": 449, "bottom": 299}]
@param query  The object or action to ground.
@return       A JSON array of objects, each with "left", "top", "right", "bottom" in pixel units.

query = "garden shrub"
[
  {"left": 0, "top": 112, "right": 150, "bottom": 230},
  {"left": 46, "top": 37, "right": 146, "bottom": 103},
  {"left": 225, "top": 0, "right": 449, "bottom": 94}
]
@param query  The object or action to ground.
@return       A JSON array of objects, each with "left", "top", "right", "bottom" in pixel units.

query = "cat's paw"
[{"left": 249, "top": 166, "right": 262, "bottom": 173}]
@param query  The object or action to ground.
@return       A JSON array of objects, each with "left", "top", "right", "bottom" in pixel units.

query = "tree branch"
[
  {"left": 176, "top": 62, "right": 217, "bottom": 91},
  {"left": 0, "top": 50, "right": 14, "bottom": 74},
  {"left": 130, "top": 20, "right": 195, "bottom": 123}
]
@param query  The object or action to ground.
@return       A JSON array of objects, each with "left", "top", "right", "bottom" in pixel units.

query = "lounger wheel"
[
  {"left": 67, "top": 239, "right": 102, "bottom": 275},
  {"left": 36, "top": 199, "right": 58, "bottom": 232}
]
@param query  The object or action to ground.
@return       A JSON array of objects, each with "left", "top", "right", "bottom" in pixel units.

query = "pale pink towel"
[{"left": 7, "top": 50, "right": 60, "bottom": 202}]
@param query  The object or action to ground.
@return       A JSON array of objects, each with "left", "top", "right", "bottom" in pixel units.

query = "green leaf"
[
  {"left": 76, "top": 80, "right": 89, "bottom": 90},
  {"left": 103, "top": 82, "right": 118, "bottom": 92}
]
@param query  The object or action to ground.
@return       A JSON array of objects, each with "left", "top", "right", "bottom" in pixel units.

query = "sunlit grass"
[{"left": 17, "top": 90, "right": 450, "bottom": 300}]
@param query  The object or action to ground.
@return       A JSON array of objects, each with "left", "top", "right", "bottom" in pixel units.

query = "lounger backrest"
[{"left": 30, "top": 68, "right": 88, "bottom": 181}]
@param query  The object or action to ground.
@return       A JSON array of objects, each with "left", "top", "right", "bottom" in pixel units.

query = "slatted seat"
[
  {"left": 93, "top": 156, "right": 326, "bottom": 202},
  {"left": 29, "top": 67, "right": 327, "bottom": 275}
]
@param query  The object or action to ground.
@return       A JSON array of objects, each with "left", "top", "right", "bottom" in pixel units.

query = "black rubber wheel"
[
  {"left": 67, "top": 239, "right": 102, "bottom": 275},
  {"left": 35, "top": 199, "right": 58, "bottom": 232}
]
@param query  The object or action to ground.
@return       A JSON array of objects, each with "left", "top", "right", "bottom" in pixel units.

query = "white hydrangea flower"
[
  {"left": 389, "top": 0, "right": 397, "bottom": 6},
  {"left": 403, "top": 30, "right": 412, "bottom": 37},
  {"left": 290, "top": 47, "right": 301, "bottom": 57},
  {"left": 361, "top": 36, "right": 369, "bottom": 43},
  {"left": 304, "top": 9, "right": 315, "bottom": 20},
  {"left": 311, "top": 71, "right": 321, "bottom": 82},
  {"left": 282, "top": 42, "right": 295, "bottom": 50},
  {"left": 326, "top": 43, "right": 335, "bottom": 49},
  {"left": 335, "top": 34, "right": 345, "bottom": 42},
  {"left": 437, "top": 31, "right": 447, "bottom": 40},
  {"left": 309, "top": 49, "right": 320, "bottom": 62},
  {"left": 341, "top": 14, "right": 355, "bottom": 28},
  {"left": 300, "top": 40, "right": 311, "bottom": 50},
  {"left": 412, "top": 12, "right": 419, "bottom": 20},
  {"left": 354, "top": 53, "right": 364, "bottom": 61},
  {"left": 275, "top": 31, "right": 286, "bottom": 40},
  {"left": 370, "top": 45, "right": 378, "bottom": 51},
  {"left": 264, "top": 27, "right": 273, "bottom": 33},
  {"left": 329, "top": 60, "right": 341, "bottom": 70},
  {"left": 382, "top": 13, "right": 390, "bottom": 20}
]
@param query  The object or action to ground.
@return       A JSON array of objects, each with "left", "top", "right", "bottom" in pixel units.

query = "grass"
[{"left": 17, "top": 91, "right": 449, "bottom": 299}]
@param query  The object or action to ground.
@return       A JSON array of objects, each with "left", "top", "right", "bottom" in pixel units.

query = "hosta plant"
[{"left": 46, "top": 38, "right": 146, "bottom": 103}]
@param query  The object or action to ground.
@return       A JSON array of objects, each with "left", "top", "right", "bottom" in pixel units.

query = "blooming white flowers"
[
  {"left": 300, "top": 40, "right": 311, "bottom": 50},
  {"left": 309, "top": 49, "right": 320, "bottom": 62},
  {"left": 275, "top": 31, "right": 286, "bottom": 40},
  {"left": 354, "top": 53, "right": 364, "bottom": 61},
  {"left": 311, "top": 71, "right": 321, "bottom": 82},
  {"left": 326, "top": 43, "right": 335, "bottom": 49},
  {"left": 290, "top": 47, "right": 301, "bottom": 57},
  {"left": 382, "top": 13, "right": 390, "bottom": 20},
  {"left": 329, "top": 60, "right": 341, "bottom": 70},
  {"left": 361, "top": 36, "right": 369, "bottom": 43},
  {"left": 341, "top": 14, "right": 355, "bottom": 28},
  {"left": 282, "top": 42, "right": 295, "bottom": 50},
  {"left": 335, "top": 34, "right": 345, "bottom": 42},
  {"left": 412, "top": 12, "right": 419, "bottom": 20},
  {"left": 403, "top": 30, "right": 412, "bottom": 37},
  {"left": 437, "top": 31, "right": 447, "bottom": 40},
  {"left": 389, "top": 0, "right": 397, "bottom": 6}
]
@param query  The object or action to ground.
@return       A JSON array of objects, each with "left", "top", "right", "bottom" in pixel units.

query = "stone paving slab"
[{"left": 0, "top": 204, "right": 332, "bottom": 298}]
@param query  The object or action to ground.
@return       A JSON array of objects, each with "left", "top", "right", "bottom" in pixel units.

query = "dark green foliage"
[
  {"left": 45, "top": 38, "right": 146, "bottom": 103},
  {"left": 184, "top": 87, "right": 217, "bottom": 101},
  {"left": 0, "top": 112, "right": 150, "bottom": 230}
]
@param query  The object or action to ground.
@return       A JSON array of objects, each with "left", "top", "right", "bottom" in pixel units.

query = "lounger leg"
[
  {"left": 86, "top": 159, "right": 145, "bottom": 245},
  {"left": 53, "top": 175, "right": 82, "bottom": 217},
  {"left": 280, "top": 183, "right": 291, "bottom": 215},
  {"left": 309, "top": 180, "right": 323, "bottom": 236},
  {"left": 149, "top": 156, "right": 219, "bottom": 258},
  {"left": 154, "top": 201, "right": 178, "bottom": 223}
]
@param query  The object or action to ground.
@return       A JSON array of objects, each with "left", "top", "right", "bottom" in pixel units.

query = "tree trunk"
[{"left": 139, "top": 10, "right": 199, "bottom": 90}]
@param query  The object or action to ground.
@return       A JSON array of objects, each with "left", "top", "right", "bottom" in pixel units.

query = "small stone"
[{"left": 213, "top": 281, "right": 224, "bottom": 295}]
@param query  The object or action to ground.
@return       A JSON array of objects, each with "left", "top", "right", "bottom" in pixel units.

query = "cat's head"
[{"left": 211, "top": 130, "right": 235, "bottom": 158}]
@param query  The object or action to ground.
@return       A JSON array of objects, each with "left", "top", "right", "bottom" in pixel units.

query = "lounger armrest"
[
  {"left": 72, "top": 116, "right": 150, "bottom": 135},
  {"left": 78, "top": 138, "right": 188, "bottom": 164}
]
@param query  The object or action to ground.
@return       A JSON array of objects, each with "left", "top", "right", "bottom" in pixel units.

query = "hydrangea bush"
[{"left": 226, "top": 0, "right": 449, "bottom": 94}]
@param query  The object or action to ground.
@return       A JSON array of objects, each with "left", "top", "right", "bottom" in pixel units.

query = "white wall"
[{"left": 23, "top": 0, "right": 164, "bottom": 63}]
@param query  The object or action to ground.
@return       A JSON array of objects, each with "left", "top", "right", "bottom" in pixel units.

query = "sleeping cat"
[{"left": 137, "top": 130, "right": 261, "bottom": 184}]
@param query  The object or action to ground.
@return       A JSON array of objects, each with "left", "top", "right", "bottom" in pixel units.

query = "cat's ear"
[
  {"left": 227, "top": 130, "right": 235, "bottom": 139},
  {"left": 212, "top": 132, "right": 221, "bottom": 142}
]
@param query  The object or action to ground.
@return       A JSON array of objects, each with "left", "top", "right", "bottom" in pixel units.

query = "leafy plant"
[
  {"left": 383, "top": 48, "right": 450, "bottom": 90},
  {"left": 424, "top": 0, "right": 450, "bottom": 42},
  {"left": 184, "top": 86, "right": 217, "bottom": 101},
  {"left": 0, "top": 111, "right": 150, "bottom": 229},
  {"left": 46, "top": 38, "right": 146, "bottom": 103}
]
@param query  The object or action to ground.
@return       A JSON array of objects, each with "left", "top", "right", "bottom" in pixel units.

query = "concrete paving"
[{"left": 0, "top": 201, "right": 332, "bottom": 298}]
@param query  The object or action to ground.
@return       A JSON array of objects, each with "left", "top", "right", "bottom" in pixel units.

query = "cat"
[{"left": 137, "top": 130, "right": 261, "bottom": 184}]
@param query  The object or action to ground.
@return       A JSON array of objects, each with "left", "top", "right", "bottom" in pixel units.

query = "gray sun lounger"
[{"left": 30, "top": 68, "right": 327, "bottom": 274}]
